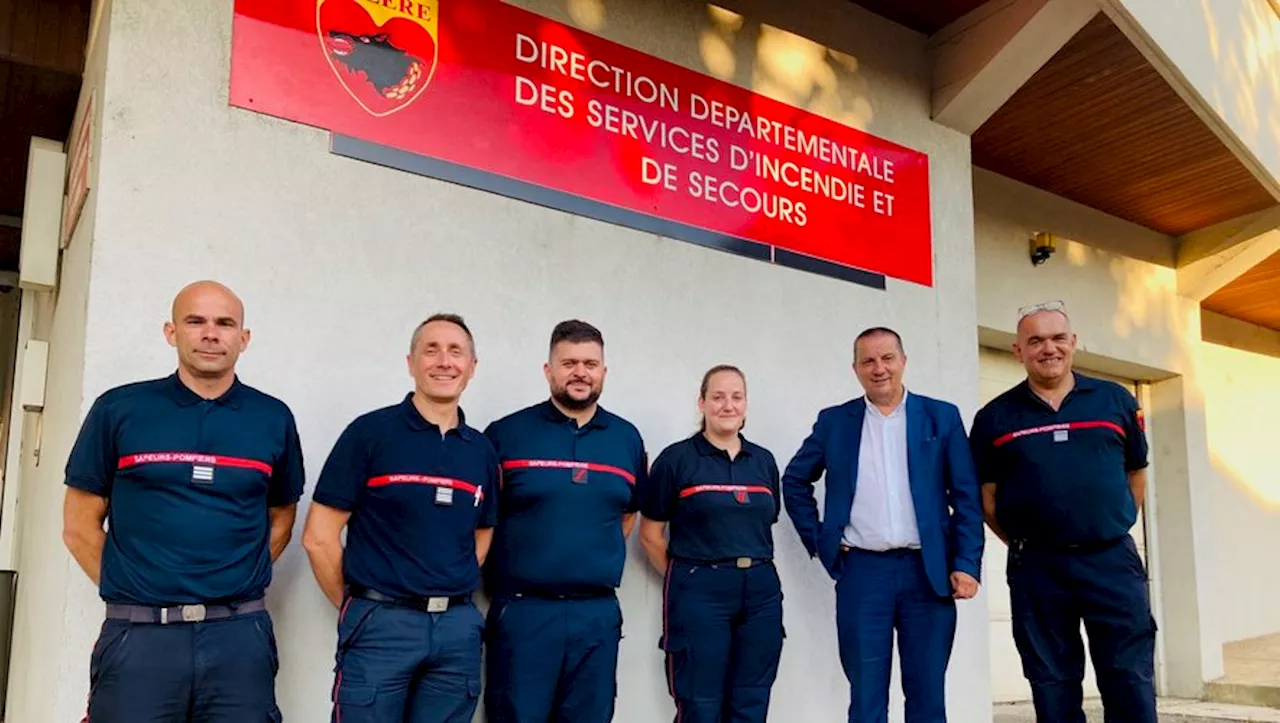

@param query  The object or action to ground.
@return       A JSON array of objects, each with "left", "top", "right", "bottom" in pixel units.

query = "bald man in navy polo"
[{"left": 63, "top": 281, "right": 304, "bottom": 723}]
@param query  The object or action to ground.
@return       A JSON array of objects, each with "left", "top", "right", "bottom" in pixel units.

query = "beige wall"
[
  {"left": 5, "top": 0, "right": 989, "bottom": 720},
  {"left": 1202, "top": 340, "right": 1280, "bottom": 645}
]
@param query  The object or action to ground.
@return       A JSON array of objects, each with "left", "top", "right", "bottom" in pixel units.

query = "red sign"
[{"left": 230, "top": 0, "right": 933, "bottom": 286}]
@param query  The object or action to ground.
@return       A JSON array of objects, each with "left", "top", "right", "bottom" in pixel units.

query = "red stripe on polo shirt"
[
  {"left": 366, "top": 474, "right": 481, "bottom": 497},
  {"left": 118, "top": 452, "right": 272, "bottom": 475},
  {"left": 992, "top": 421, "right": 1125, "bottom": 448},
  {"left": 678, "top": 484, "right": 774, "bottom": 499},
  {"left": 501, "top": 459, "right": 636, "bottom": 485}
]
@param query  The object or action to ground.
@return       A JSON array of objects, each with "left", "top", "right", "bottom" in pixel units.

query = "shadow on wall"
[
  {"left": 1198, "top": 0, "right": 1280, "bottom": 178},
  {"left": 1059, "top": 241, "right": 1183, "bottom": 353},
  {"left": 536, "top": 0, "right": 891, "bottom": 132}
]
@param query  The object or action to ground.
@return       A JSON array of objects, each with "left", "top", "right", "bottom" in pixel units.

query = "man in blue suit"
[{"left": 783, "top": 327, "right": 984, "bottom": 723}]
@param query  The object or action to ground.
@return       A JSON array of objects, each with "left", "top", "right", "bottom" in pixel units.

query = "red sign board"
[{"left": 230, "top": 0, "right": 933, "bottom": 286}]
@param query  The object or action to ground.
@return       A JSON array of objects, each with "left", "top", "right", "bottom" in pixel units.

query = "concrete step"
[
  {"left": 1205, "top": 679, "right": 1280, "bottom": 709},
  {"left": 994, "top": 698, "right": 1280, "bottom": 722},
  {"left": 1205, "top": 634, "right": 1280, "bottom": 709}
]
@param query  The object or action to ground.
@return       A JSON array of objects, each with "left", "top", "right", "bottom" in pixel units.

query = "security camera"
[{"left": 1029, "top": 232, "right": 1057, "bottom": 266}]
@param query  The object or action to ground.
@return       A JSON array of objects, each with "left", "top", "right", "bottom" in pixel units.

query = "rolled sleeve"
[
  {"left": 312, "top": 422, "right": 369, "bottom": 511},
  {"left": 968, "top": 407, "right": 998, "bottom": 485},
  {"left": 626, "top": 438, "right": 648, "bottom": 515},
  {"left": 269, "top": 410, "right": 306, "bottom": 507},
  {"left": 479, "top": 450, "right": 500, "bottom": 528},
  {"left": 1121, "top": 393, "right": 1150, "bottom": 472},
  {"left": 65, "top": 396, "right": 116, "bottom": 497},
  {"left": 639, "top": 447, "right": 677, "bottom": 522}
]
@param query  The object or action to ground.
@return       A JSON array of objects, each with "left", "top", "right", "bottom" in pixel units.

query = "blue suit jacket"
[{"left": 782, "top": 393, "right": 984, "bottom": 597}]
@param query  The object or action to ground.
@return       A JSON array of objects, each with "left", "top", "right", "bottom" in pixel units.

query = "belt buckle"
[
  {"left": 181, "top": 604, "right": 207, "bottom": 623},
  {"left": 426, "top": 597, "right": 449, "bottom": 613},
  {"left": 735, "top": 557, "right": 751, "bottom": 569}
]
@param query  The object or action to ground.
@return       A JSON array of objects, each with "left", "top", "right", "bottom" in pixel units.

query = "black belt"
[
  {"left": 840, "top": 545, "right": 920, "bottom": 556},
  {"left": 676, "top": 557, "right": 773, "bottom": 570},
  {"left": 105, "top": 597, "right": 266, "bottom": 624},
  {"left": 350, "top": 587, "right": 471, "bottom": 613},
  {"left": 504, "top": 588, "right": 615, "bottom": 601},
  {"left": 1013, "top": 537, "right": 1125, "bottom": 554}
]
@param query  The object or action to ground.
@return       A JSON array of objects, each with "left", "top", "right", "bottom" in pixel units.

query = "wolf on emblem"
[{"left": 317, "top": 0, "right": 439, "bottom": 116}]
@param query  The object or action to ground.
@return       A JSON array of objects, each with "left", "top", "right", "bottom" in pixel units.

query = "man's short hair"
[
  {"left": 409, "top": 313, "right": 475, "bottom": 356},
  {"left": 854, "top": 326, "right": 905, "bottom": 356},
  {"left": 549, "top": 319, "right": 604, "bottom": 355}
]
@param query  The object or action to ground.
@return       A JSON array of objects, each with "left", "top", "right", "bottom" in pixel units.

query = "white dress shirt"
[{"left": 842, "top": 391, "right": 921, "bottom": 551}]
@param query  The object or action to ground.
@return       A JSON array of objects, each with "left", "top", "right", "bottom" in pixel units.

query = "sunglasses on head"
[{"left": 1017, "top": 300, "right": 1066, "bottom": 321}]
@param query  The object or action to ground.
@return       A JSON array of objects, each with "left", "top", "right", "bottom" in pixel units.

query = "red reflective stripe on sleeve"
[
  {"left": 678, "top": 484, "right": 774, "bottom": 499},
  {"left": 501, "top": 459, "right": 636, "bottom": 485},
  {"left": 117, "top": 452, "right": 273, "bottom": 475},
  {"left": 991, "top": 420, "right": 1125, "bottom": 447},
  {"left": 366, "top": 474, "right": 480, "bottom": 495}
]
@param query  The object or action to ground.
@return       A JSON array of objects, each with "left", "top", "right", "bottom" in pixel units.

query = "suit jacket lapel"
[
  {"left": 838, "top": 398, "right": 866, "bottom": 530},
  {"left": 905, "top": 393, "right": 928, "bottom": 517}
]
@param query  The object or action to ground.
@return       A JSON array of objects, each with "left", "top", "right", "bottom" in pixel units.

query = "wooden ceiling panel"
[
  {"left": 0, "top": 59, "right": 81, "bottom": 217},
  {"left": 972, "top": 14, "right": 1276, "bottom": 236},
  {"left": 847, "top": 0, "right": 990, "bottom": 35},
  {"left": 1203, "top": 250, "right": 1280, "bottom": 331},
  {"left": 0, "top": 0, "right": 92, "bottom": 258},
  {"left": 0, "top": 0, "right": 90, "bottom": 74}
]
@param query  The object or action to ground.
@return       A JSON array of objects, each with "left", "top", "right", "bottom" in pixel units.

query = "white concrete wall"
[
  {"left": 1, "top": 0, "right": 113, "bottom": 719},
  {"left": 974, "top": 168, "right": 1225, "bottom": 698},
  {"left": 6, "top": 0, "right": 990, "bottom": 721},
  {"left": 1102, "top": 0, "right": 1280, "bottom": 197},
  {"left": 1202, "top": 339, "right": 1280, "bottom": 645}
]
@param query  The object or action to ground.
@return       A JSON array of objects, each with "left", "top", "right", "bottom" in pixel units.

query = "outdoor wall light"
[{"left": 1030, "top": 231, "right": 1057, "bottom": 266}]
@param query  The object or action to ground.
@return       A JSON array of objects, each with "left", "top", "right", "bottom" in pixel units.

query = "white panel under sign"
[
  {"left": 19, "top": 340, "right": 49, "bottom": 412},
  {"left": 19, "top": 138, "right": 67, "bottom": 292}
]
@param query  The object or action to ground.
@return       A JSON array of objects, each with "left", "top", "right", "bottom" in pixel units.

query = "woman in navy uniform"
[{"left": 639, "top": 365, "right": 784, "bottom": 723}]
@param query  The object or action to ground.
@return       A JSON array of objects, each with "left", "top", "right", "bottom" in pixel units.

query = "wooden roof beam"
[
  {"left": 930, "top": 0, "right": 1099, "bottom": 135},
  {"left": 1177, "top": 207, "right": 1280, "bottom": 301},
  {"left": 1178, "top": 206, "right": 1280, "bottom": 265}
]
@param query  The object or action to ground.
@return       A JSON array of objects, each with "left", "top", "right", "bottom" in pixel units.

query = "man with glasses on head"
[{"left": 971, "top": 301, "right": 1155, "bottom": 723}]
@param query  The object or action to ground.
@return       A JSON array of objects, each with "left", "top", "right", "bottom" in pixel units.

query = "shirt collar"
[
  {"left": 167, "top": 372, "right": 244, "bottom": 409},
  {"left": 399, "top": 393, "right": 478, "bottom": 441},
  {"left": 864, "top": 389, "right": 908, "bottom": 420},
  {"left": 1017, "top": 372, "right": 1096, "bottom": 405},
  {"left": 692, "top": 432, "right": 753, "bottom": 458},
  {"left": 539, "top": 399, "right": 611, "bottom": 430}
]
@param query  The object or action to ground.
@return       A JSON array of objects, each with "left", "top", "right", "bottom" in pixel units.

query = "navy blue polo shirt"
[
  {"left": 312, "top": 394, "right": 498, "bottom": 599},
  {"left": 484, "top": 400, "right": 648, "bottom": 597},
  {"left": 65, "top": 374, "right": 306, "bottom": 606},
  {"left": 970, "top": 372, "right": 1148, "bottom": 546},
  {"left": 640, "top": 434, "right": 780, "bottom": 563}
]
